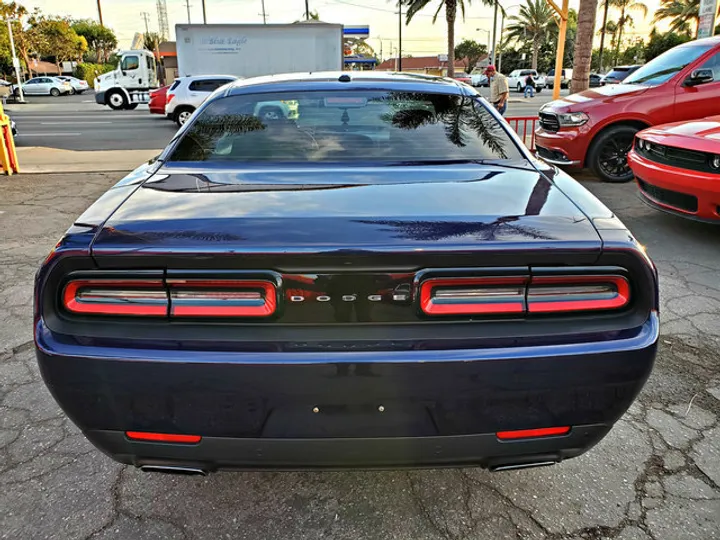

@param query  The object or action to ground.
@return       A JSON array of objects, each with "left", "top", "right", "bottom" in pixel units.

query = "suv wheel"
[
  {"left": 517, "top": 82, "right": 523, "bottom": 93},
  {"left": 174, "top": 106, "right": 195, "bottom": 127},
  {"left": 588, "top": 125, "right": 639, "bottom": 183},
  {"left": 49, "top": 88, "right": 60, "bottom": 97}
]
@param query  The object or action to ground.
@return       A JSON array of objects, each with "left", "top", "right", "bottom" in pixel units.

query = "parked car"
[
  {"left": 56, "top": 75, "right": 90, "bottom": 94},
  {"left": 629, "top": 116, "right": 720, "bottom": 222},
  {"left": 453, "top": 74, "right": 472, "bottom": 84},
  {"left": 470, "top": 72, "right": 488, "bottom": 87},
  {"left": 34, "top": 72, "right": 658, "bottom": 473},
  {"left": 149, "top": 85, "right": 169, "bottom": 116},
  {"left": 166, "top": 75, "right": 237, "bottom": 126},
  {"left": 589, "top": 73, "right": 603, "bottom": 87},
  {"left": 535, "top": 36, "right": 720, "bottom": 183},
  {"left": 601, "top": 65, "right": 641, "bottom": 85},
  {"left": 507, "top": 69, "right": 546, "bottom": 92},
  {"left": 12, "top": 76, "right": 72, "bottom": 97},
  {"left": 546, "top": 68, "right": 573, "bottom": 89}
]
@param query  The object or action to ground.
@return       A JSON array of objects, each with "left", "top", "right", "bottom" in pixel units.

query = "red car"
[
  {"left": 628, "top": 116, "right": 720, "bottom": 222},
  {"left": 149, "top": 85, "right": 169, "bottom": 115},
  {"left": 453, "top": 74, "right": 472, "bottom": 85},
  {"left": 536, "top": 36, "right": 720, "bottom": 183}
]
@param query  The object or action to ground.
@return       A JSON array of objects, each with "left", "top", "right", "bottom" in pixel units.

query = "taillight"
[
  {"left": 167, "top": 279, "right": 277, "bottom": 317},
  {"left": 166, "top": 93, "right": 174, "bottom": 104},
  {"left": 420, "top": 277, "right": 526, "bottom": 315},
  {"left": 62, "top": 279, "right": 167, "bottom": 316},
  {"left": 527, "top": 275, "right": 630, "bottom": 313}
]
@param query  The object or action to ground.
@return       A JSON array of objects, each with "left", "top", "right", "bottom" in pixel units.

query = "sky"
[{"left": 18, "top": 0, "right": 665, "bottom": 58}]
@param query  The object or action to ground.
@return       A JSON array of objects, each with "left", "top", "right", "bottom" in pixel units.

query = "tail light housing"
[
  {"left": 420, "top": 270, "right": 631, "bottom": 317},
  {"left": 61, "top": 277, "right": 277, "bottom": 318},
  {"left": 166, "top": 93, "right": 174, "bottom": 104}
]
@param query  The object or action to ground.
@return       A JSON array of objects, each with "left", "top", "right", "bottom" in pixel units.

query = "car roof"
[
  {"left": 180, "top": 74, "right": 239, "bottom": 82},
  {"left": 220, "top": 71, "right": 470, "bottom": 98}
]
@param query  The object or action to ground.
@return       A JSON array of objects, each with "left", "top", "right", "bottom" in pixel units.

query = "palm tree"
[
  {"left": 402, "top": 0, "right": 493, "bottom": 78},
  {"left": 572, "top": 0, "right": 599, "bottom": 92},
  {"left": 603, "top": 0, "right": 648, "bottom": 63},
  {"left": 504, "top": 0, "right": 558, "bottom": 70},
  {"left": 653, "top": 0, "right": 699, "bottom": 37}
]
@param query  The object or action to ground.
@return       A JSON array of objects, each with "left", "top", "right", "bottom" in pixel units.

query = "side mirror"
[{"left": 684, "top": 68, "right": 714, "bottom": 87}]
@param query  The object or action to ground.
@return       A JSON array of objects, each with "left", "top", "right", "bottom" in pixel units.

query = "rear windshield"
[
  {"left": 168, "top": 90, "right": 522, "bottom": 164},
  {"left": 624, "top": 44, "right": 714, "bottom": 85},
  {"left": 169, "top": 79, "right": 181, "bottom": 91}
]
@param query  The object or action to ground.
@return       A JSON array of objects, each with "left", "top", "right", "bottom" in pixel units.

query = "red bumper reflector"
[
  {"left": 496, "top": 426, "right": 571, "bottom": 440},
  {"left": 420, "top": 277, "right": 527, "bottom": 315},
  {"left": 125, "top": 431, "right": 202, "bottom": 444}
]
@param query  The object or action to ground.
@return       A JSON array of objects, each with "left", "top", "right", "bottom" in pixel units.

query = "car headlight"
[
  {"left": 711, "top": 155, "right": 720, "bottom": 170},
  {"left": 557, "top": 112, "right": 589, "bottom": 127}
]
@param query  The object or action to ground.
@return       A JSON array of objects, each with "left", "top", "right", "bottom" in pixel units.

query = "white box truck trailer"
[{"left": 95, "top": 23, "right": 344, "bottom": 110}]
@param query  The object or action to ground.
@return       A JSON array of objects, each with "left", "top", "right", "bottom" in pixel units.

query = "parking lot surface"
[{"left": 1, "top": 168, "right": 718, "bottom": 540}]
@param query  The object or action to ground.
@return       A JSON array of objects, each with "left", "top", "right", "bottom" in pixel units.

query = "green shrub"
[{"left": 74, "top": 62, "right": 115, "bottom": 86}]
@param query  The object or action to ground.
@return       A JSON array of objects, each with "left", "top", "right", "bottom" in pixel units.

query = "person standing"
[
  {"left": 486, "top": 65, "right": 509, "bottom": 116},
  {"left": 524, "top": 73, "right": 535, "bottom": 98}
]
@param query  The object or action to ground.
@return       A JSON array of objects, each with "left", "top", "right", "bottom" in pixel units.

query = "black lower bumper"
[{"left": 87, "top": 423, "right": 611, "bottom": 471}]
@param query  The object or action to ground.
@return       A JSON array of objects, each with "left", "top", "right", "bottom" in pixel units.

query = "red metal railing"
[{"left": 506, "top": 116, "right": 538, "bottom": 151}]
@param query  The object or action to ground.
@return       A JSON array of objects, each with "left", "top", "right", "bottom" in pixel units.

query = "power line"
[{"left": 328, "top": 0, "right": 493, "bottom": 19}]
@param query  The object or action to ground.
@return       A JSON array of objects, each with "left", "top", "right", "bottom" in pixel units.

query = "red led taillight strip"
[
  {"left": 63, "top": 279, "right": 168, "bottom": 316},
  {"left": 125, "top": 431, "right": 202, "bottom": 444},
  {"left": 167, "top": 279, "right": 277, "bottom": 317},
  {"left": 527, "top": 275, "right": 630, "bottom": 313},
  {"left": 420, "top": 277, "right": 527, "bottom": 315},
  {"left": 496, "top": 426, "right": 571, "bottom": 440}
]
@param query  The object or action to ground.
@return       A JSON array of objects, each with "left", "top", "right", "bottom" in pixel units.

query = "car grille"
[
  {"left": 637, "top": 178, "right": 698, "bottom": 213},
  {"left": 539, "top": 112, "right": 560, "bottom": 132},
  {"left": 636, "top": 139, "right": 719, "bottom": 174}
]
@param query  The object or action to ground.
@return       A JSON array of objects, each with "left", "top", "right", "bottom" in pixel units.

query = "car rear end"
[
  {"left": 630, "top": 125, "right": 720, "bottom": 222},
  {"left": 35, "top": 79, "right": 658, "bottom": 472},
  {"left": 149, "top": 86, "right": 169, "bottom": 115},
  {"left": 164, "top": 79, "right": 183, "bottom": 118},
  {"left": 56, "top": 78, "right": 73, "bottom": 95}
]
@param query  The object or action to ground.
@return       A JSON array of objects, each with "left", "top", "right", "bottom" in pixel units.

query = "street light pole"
[
  {"left": 202, "top": 0, "right": 207, "bottom": 23},
  {"left": 398, "top": 3, "right": 403, "bottom": 71},
  {"left": 305, "top": 0, "right": 310, "bottom": 20},
  {"left": 491, "top": 1, "right": 498, "bottom": 65},
  {"left": 7, "top": 19, "right": 25, "bottom": 104},
  {"left": 97, "top": 0, "right": 104, "bottom": 27}
]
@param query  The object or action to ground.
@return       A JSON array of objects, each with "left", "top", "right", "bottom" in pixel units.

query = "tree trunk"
[
  {"left": 446, "top": 0, "right": 457, "bottom": 78},
  {"left": 21, "top": 50, "right": 33, "bottom": 78},
  {"left": 532, "top": 39, "right": 539, "bottom": 70},
  {"left": 615, "top": 8, "right": 625, "bottom": 64},
  {"left": 571, "top": 0, "right": 599, "bottom": 93}
]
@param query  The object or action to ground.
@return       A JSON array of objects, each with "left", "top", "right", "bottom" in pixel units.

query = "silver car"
[
  {"left": 13, "top": 76, "right": 72, "bottom": 97},
  {"left": 56, "top": 76, "right": 90, "bottom": 94}
]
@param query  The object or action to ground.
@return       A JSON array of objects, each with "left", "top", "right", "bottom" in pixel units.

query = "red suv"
[{"left": 535, "top": 36, "right": 720, "bottom": 182}]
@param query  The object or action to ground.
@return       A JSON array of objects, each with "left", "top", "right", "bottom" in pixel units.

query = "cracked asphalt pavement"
[{"left": 1, "top": 172, "right": 719, "bottom": 540}]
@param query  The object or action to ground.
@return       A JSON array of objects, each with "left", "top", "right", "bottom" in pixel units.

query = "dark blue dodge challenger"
[{"left": 35, "top": 73, "right": 658, "bottom": 473}]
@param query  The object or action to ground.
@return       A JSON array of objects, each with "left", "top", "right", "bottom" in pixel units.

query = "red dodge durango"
[{"left": 536, "top": 36, "right": 720, "bottom": 183}]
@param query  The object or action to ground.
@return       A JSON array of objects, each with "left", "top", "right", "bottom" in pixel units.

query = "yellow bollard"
[{"left": 0, "top": 97, "right": 19, "bottom": 175}]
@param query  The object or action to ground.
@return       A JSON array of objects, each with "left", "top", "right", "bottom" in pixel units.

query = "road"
[{"left": 5, "top": 88, "right": 567, "bottom": 152}]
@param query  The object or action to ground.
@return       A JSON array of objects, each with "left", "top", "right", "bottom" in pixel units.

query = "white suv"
[
  {"left": 507, "top": 69, "right": 546, "bottom": 93},
  {"left": 166, "top": 75, "right": 238, "bottom": 126}
]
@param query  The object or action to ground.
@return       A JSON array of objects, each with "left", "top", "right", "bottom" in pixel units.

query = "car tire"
[
  {"left": 517, "top": 83, "right": 523, "bottom": 93},
  {"left": 125, "top": 103, "right": 139, "bottom": 110},
  {"left": 588, "top": 124, "right": 639, "bottom": 183},
  {"left": 536, "top": 87, "right": 542, "bottom": 93},
  {"left": 174, "top": 106, "right": 195, "bottom": 127},
  {"left": 107, "top": 91, "right": 128, "bottom": 110},
  {"left": 258, "top": 106, "right": 284, "bottom": 121},
  {"left": 50, "top": 88, "right": 60, "bottom": 97},
  {"left": 69, "top": 88, "right": 76, "bottom": 95}
]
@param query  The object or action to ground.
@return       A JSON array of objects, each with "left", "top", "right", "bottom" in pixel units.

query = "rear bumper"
[
  {"left": 36, "top": 314, "right": 658, "bottom": 469},
  {"left": 629, "top": 150, "right": 720, "bottom": 222}
]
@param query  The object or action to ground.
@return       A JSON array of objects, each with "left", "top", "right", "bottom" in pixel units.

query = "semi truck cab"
[{"left": 95, "top": 50, "right": 160, "bottom": 110}]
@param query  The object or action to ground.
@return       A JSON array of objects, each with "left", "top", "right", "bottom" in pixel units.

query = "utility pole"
[
  {"left": 261, "top": 0, "right": 267, "bottom": 24},
  {"left": 547, "top": 0, "right": 569, "bottom": 100},
  {"left": 491, "top": 1, "right": 498, "bottom": 65},
  {"left": 202, "top": 0, "right": 207, "bottom": 23},
  {"left": 598, "top": 0, "right": 610, "bottom": 73},
  {"left": 97, "top": 0, "right": 104, "bottom": 26},
  {"left": 397, "top": 2, "right": 402, "bottom": 71},
  {"left": 7, "top": 19, "right": 24, "bottom": 103},
  {"left": 305, "top": 0, "right": 310, "bottom": 20},
  {"left": 141, "top": 12, "right": 151, "bottom": 35},
  {"left": 185, "top": 0, "right": 191, "bottom": 23}
]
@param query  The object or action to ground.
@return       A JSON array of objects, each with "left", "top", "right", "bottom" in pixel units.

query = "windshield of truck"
[
  {"left": 624, "top": 44, "right": 714, "bottom": 85},
  {"left": 168, "top": 90, "right": 523, "bottom": 164}
]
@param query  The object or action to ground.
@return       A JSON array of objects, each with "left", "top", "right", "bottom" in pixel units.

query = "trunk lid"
[{"left": 91, "top": 164, "right": 602, "bottom": 269}]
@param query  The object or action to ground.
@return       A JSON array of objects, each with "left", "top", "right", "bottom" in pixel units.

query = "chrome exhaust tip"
[
  {"left": 139, "top": 465, "right": 207, "bottom": 476},
  {"left": 490, "top": 460, "right": 557, "bottom": 472}
]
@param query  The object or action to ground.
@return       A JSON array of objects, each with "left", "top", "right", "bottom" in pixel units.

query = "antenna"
[{"left": 156, "top": 0, "right": 169, "bottom": 40}]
